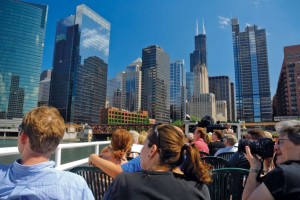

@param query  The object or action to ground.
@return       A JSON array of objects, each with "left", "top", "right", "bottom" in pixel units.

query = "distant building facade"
[
  {"left": 209, "top": 76, "right": 233, "bottom": 121},
  {"left": 216, "top": 100, "right": 227, "bottom": 122},
  {"left": 107, "top": 72, "right": 123, "bottom": 108},
  {"left": 122, "top": 58, "right": 142, "bottom": 112},
  {"left": 38, "top": 70, "right": 52, "bottom": 106},
  {"left": 113, "top": 89, "right": 123, "bottom": 109},
  {"left": 141, "top": 45, "right": 170, "bottom": 123},
  {"left": 100, "top": 107, "right": 149, "bottom": 124},
  {"left": 0, "top": 0, "right": 48, "bottom": 119},
  {"left": 170, "top": 60, "right": 186, "bottom": 121},
  {"left": 190, "top": 93, "right": 216, "bottom": 120},
  {"left": 273, "top": 44, "right": 300, "bottom": 117},
  {"left": 230, "top": 82, "right": 236, "bottom": 121},
  {"left": 49, "top": 4, "right": 110, "bottom": 124},
  {"left": 231, "top": 18, "right": 272, "bottom": 122}
]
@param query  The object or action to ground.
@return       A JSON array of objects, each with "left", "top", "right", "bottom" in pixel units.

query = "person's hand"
[
  {"left": 88, "top": 154, "right": 98, "bottom": 166},
  {"left": 244, "top": 146, "right": 261, "bottom": 169}
]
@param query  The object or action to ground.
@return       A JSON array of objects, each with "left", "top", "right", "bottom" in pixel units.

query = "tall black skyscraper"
[
  {"left": 231, "top": 18, "right": 272, "bottom": 122},
  {"left": 49, "top": 5, "right": 110, "bottom": 124},
  {"left": 141, "top": 45, "right": 170, "bottom": 123},
  {"left": 190, "top": 21, "right": 207, "bottom": 72}
]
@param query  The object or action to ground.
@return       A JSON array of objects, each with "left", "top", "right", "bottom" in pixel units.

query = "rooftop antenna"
[
  {"left": 196, "top": 19, "right": 199, "bottom": 36},
  {"left": 202, "top": 18, "right": 206, "bottom": 35}
]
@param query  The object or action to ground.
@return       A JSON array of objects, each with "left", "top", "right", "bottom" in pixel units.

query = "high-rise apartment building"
[
  {"left": 231, "top": 18, "right": 272, "bottom": 122},
  {"left": 49, "top": 4, "right": 110, "bottom": 124},
  {"left": 190, "top": 21, "right": 207, "bottom": 72},
  {"left": 0, "top": 0, "right": 48, "bottom": 119},
  {"left": 141, "top": 45, "right": 170, "bottom": 123},
  {"left": 209, "top": 76, "right": 233, "bottom": 121},
  {"left": 122, "top": 58, "right": 142, "bottom": 112},
  {"left": 170, "top": 60, "right": 186, "bottom": 121},
  {"left": 273, "top": 45, "right": 300, "bottom": 117},
  {"left": 38, "top": 70, "right": 52, "bottom": 106}
]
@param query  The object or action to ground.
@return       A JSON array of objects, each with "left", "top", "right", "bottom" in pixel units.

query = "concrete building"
[
  {"left": 100, "top": 107, "right": 149, "bottom": 124},
  {"left": 38, "top": 70, "right": 52, "bottom": 106},
  {"left": 216, "top": 100, "right": 227, "bottom": 122},
  {"left": 273, "top": 44, "right": 300, "bottom": 117},
  {"left": 190, "top": 93, "right": 216, "bottom": 120}
]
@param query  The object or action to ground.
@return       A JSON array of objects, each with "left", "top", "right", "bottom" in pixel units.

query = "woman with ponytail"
[
  {"left": 89, "top": 129, "right": 132, "bottom": 167},
  {"left": 103, "top": 124, "right": 211, "bottom": 200}
]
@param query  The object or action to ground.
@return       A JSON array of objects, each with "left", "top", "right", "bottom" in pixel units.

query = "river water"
[{"left": 0, "top": 139, "right": 107, "bottom": 165}]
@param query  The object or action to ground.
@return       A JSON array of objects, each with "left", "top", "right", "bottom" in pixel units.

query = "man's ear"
[{"left": 20, "top": 132, "right": 28, "bottom": 144}]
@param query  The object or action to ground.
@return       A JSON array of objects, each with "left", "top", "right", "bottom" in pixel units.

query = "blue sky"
[{"left": 29, "top": 0, "right": 300, "bottom": 97}]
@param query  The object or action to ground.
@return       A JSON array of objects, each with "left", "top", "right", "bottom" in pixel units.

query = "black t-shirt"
[
  {"left": 103, "top": 170, "right": 210, "bottom": 200},
  {"left": 208, "top": 141, "right": 226, "bottom": 156},
  {"left": 264, "top": 161, "right": 300, "bottom": 200}
]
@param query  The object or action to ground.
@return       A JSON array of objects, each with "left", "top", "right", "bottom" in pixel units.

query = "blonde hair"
[{"left": 21, "top": 106, "right": 65, "bottom": 155}]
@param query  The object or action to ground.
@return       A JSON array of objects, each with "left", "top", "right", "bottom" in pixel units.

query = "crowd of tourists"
[{"left": 0, "top": 106, "right": 299, "bottom": 199}]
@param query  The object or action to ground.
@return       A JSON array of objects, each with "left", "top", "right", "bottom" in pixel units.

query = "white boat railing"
[{"left": 0, "top": 141, "right": 110, "bottom": 171}]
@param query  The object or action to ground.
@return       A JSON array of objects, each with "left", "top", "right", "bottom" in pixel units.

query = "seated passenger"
[
  {"left": 0, "top": 106, "right": 93, "bottom": 199},
  {"left": 208, "top": 130, "right": 226, "bottom": 155},
  {"left": 192, "top": 127, "right": 210, "bottom": 154},
  {"left": 214, "top": 134, "right": 238, "bottom": 156},
  {"left": 103, "top": 124, "right": 212, "bottom": 200},
  {"left": 91, "top": 129, "right": 133, "bottom": 165}
]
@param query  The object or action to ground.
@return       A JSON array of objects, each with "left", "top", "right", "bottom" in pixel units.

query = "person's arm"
[
  {"left": 89, "top": 154, "right": 122, "bottom": 178},
  {"left": 242, "top": 146, "right": 274, "bottom": 200}
]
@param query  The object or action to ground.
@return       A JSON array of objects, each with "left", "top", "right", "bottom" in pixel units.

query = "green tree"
[
  {"left": 190, "top": 115, "right": 200, "bottom": 122},
  {"left": 171, "top": 120, "right": 183, "bottom": 127}
]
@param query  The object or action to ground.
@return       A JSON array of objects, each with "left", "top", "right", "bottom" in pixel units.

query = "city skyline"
[{"left": 23, "top": 0, "right": 300, "bottom": 98}]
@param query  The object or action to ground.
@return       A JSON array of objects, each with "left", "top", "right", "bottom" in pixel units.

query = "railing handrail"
[{"left": 0, "top": 141, "right": 111, "bottom": 171}]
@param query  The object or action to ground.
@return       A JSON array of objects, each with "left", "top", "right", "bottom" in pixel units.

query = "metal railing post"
[{"left": 55, "top": 146, "right": 62, "bottom": 168}]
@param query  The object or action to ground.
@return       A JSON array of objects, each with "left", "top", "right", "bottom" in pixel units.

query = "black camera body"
[{"left": 238, "top": 138, "right": 274, "bottom": 158}]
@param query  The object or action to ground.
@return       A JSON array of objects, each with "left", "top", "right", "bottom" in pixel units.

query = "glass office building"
[
  {"left": 49, "top": 4, "right": 110, "bottom": 124},
  {"left": 231, "top": 18, "right": 272, "bottom": 122},
  {"left": 141, "top": 45, "right": 170, "bottom": 123},
  {"left": 170, "top": 60, "right": 186, "bottom": 121},
  {"left": 122, "top": 58, "right": 142, "bottom": 112},
  {"left": 0, "top": 0, "right": 48, "bottom": 119}
]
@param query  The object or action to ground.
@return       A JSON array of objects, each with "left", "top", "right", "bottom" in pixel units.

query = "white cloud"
[
  {"left": 251, "top": 0, "right": 270, "bottom": 6},
  {"left": 245, "top": 23, "right": 252, "bottom": 27},
  {"left": 218, "top": 16, "right": 230, "bottom": 29},
  {"left": 82, "top": 28, "right": 110, "bottom": 56}
]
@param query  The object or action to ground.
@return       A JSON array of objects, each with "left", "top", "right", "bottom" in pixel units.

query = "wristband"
[{"left": 249, "top": 168, "right": 260, "bottom": 173}]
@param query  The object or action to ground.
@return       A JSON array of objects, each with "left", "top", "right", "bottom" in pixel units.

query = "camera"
[{"left": 238, "top": 138, "right": 274, "bottom": 158}]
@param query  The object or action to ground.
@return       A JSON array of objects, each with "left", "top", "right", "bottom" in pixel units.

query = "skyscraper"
[
  {"left": 231, "top": 18, "right": 272, "bottom": 122},
  {"left": 38, "top": 70, "right": 52, "bottom": 106},
  {"left": 106, "top": 72, "right": 123, "bottom": 108},
  {"left": 273, "top": 45, "right": 300, "bottom": 117},
  {"left": 170, "top": 60, "right": 186, "bottom": 121},
  {"left": 190, "top": 20, "right": 207, "bottom": 72},
  {"left": 0, "top": 0, "right": 48, "bottom": 119},
  {"left": 141, "top": 45, "right": 170, "bottom": 123},
  {"left": 49, "top": 4, "right": 110, "bottom": 124},
  {"left": 122, "top": 58, "right": 142, "bottom": 112},
  {"left": 209, "top": 76, "right": 233, "bottom": 121}
]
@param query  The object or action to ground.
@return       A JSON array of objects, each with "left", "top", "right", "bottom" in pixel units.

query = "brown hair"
[
  {"left": 213, "top": 129, "right": 223, "bottom": 140},
  {"left": 21, "top": 106, "right": 65, "bottom": 155},
  {"left": 148, "top": 124, "right": 212, "bottom": 184},
  {"left": 247, "top": 129, "right": 265, "bottom": 140},
  {"left": 111, "top": 129, "right": 133, "bottom": 160},
  {"left": 195, "top": 127, "right": 211, "bottom": 144}
]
